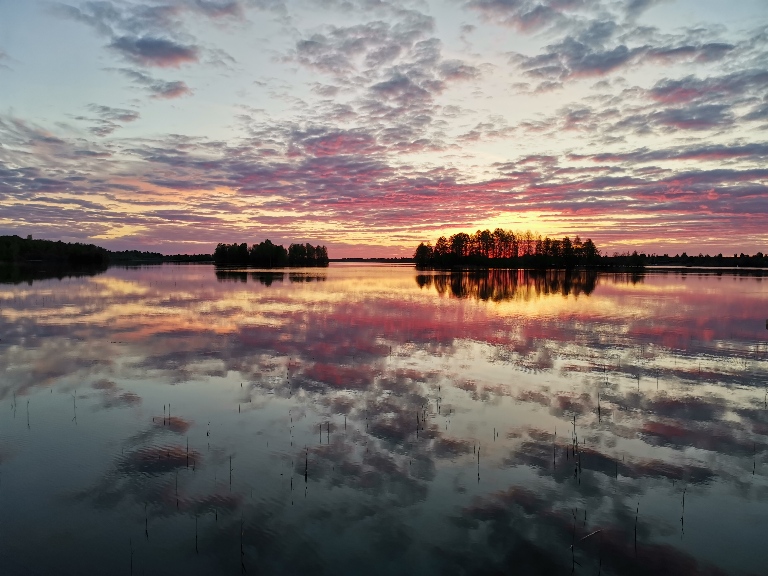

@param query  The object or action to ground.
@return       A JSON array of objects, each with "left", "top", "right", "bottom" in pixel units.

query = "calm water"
[{"left": 1, "top": 264, "right": 767, "bottom": 575}]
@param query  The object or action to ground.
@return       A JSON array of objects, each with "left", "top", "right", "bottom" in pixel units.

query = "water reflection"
[
  {"left": 0, "top": 261, "right": 108, "bottom": 284},
  {"left": 416, "top": 268, "right": 609, "bottom": 300},
  {"left": 0, "top": 264, "right": 767, "bottom": 575},
  {"left": 215, "top": 269, "right": 327, "bottom": 285}
]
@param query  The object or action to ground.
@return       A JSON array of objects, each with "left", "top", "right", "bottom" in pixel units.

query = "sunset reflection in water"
[{"left": 1, "top": 264, "right": 767, "bottom": 575}]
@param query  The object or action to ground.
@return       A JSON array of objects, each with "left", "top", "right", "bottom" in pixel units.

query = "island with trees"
[
  {"left": 414, "top": 229, "right": 768, "bottom": 270},
  {"left": 213, "top": 240, "right": 329, "bottom": 267},
  {"left": 414, "top": 229, "right": 604, "bottom": 269}
]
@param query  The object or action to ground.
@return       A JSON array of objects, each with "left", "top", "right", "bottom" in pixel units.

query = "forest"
[
  {"left": 0, "top": 235, "right": 110, "bottom": 266},
  {"left": 213, "top": 240, "right": 329, "bottom": 267},
  {"left": 413, "top": 229, "right": 604, "bottom": 269},
  {"left": 0, "top": 235, "right": 212, "bottom": 265},
  {"left": 108, "top": 250, "right": 212, "bottom": 263},
  {"left": 646, "top": 252, "right": 768, "bottom": 268}
]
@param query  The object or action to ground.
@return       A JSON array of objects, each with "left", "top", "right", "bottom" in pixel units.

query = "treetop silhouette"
[
  {"left": 214, "top": 240, "right": 329, "bottom": 267},
  {"left": 414, "top": 228, "right": 600, "bottom": 269}
]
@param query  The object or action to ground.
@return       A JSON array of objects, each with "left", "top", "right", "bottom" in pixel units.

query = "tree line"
[
  {"left": 213, "top": 240, "right": 329, "bottom": 267},
  {"left": 0, "top": 235, "right": 214, "bottom": 265},
  {"left": 109, "top": 250, "right": 212, "bottom": 263},
  {"left": 646, "top": 252, "right": 768, "bottom": 268},
  {"left": 413, "top": 229, "right": 601, "bottom": 268},
  {"left": 0, "top": 235, "right": 109, "bottom": 266}
]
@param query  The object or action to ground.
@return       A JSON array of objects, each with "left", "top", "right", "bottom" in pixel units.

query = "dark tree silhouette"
[
  {"left": 414, "top": 242, "right": 433, "bottom": 267},
  {"left": 250, "top": 240, "right": 288, "bottom": 267},
  {"left": 413, "top": 228, "right": 603, "bottom": 269},
  {"left": 0, "top": 235, "right": 109, "bottom": 266},
  {"left": 214, "top": 240, "right": 328, "bottom": 267},
  {"left": 288, "top": 243, "right": 329, "bottom": 267}
]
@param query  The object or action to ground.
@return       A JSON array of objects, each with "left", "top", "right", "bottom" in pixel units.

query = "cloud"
[
  {"left": 289, "top": 12, "right": 478, "bottom": 115},
  {"left": 53, "top": 0, "right": 241, "bottom": 70},
  {"left": 56, "top": 0, "right": 246, "bottom": 36},
  {"left": 506, "top": 11, "right": 754, "bottom": 88},
  {"left": 439, "top": 59, "right": 481, "bottom": 81},
  {"left": 570, "top": 142, "right": 768, "bottom": 164},
  {"left": 5, "top": 104, "right": 767, "bottom": 254},
  {"left": 79, "top": 103, "right": 140, "bottom": 136},
  {"left": 649, "top": 70, "right": 768, "bottom": 105},
  {"left": 647, "top": 42, "right": 734, "bottom": 63},
  {"left": 53, "top": 2, "right": 119, "bottom": 36},
  {"left": 115, "top": 68, "right": 193, "bottom": 98},
  {"left": 291, "top": 13, "right": 435, "bottom": 78},
  {"left": 371, "top": 73, "right": 433, "bottom": 102},
  {"left": 296, "top": 129, "right": 384, "bottom": 157},
  {"left": 109, "top": 35, "right": 199, "bottom": 67},
  {"left": 88, "top": 104, "right": 139, "bottom": 124},
  {"left": 465, "top": 0, "right": 571, "bottom": 32},
  {"left": 190, "top": 0, "right": 244, "bottom": 18},
  {"left": 648, "top": 103, "right": 732, "bottom": 130},
  {"left": 624, "top": 0, "right": 660, "bottom": 18},
  {"left": 513, "top": 36, "right": 644, "bottom": 81},
  {"left": 279, "top": 14, "right": 482, "bottom": 160},
  {"left": 744, "top": 99, "right": 768, "bottom": 121}
]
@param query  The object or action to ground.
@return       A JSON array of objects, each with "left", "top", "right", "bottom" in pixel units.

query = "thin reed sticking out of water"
[
  {"left": 681, "top": 487, "right": 686, "bottom": 538},
  {"left": 553, "top": 428, "right": 557, "bottom": 469},
  {"left": 570, "top": 508, "right": 576, "bottom": 573},
  {"left": 634, "top": 501, "right": 639, "bottom": 557},
  {"left": 477, "top": 445, "right": 480, "bottom": 483},
  {"left": 598, "top": 531, "right": 603, "bottom": 575},
  {"left": 240, "top": 515, "right": 246, "bottom": 574}
]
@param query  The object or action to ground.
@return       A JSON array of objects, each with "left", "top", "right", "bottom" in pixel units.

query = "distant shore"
[{"left": 2, "top": 234, "right": 766, "bottom": 271}]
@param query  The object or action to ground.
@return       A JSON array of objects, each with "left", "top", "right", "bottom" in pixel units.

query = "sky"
[{"left": 0, "top": 0, "right": 767, "bottom": 257}]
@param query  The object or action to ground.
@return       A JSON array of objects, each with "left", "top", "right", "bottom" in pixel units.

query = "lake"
[{"left": 1, "top": 264, "right": 767, "bottom": 575}]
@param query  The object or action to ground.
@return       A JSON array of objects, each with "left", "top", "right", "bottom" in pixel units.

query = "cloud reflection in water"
[{"left": 0, "top": 264, "right": 767, "bottom": 574}]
